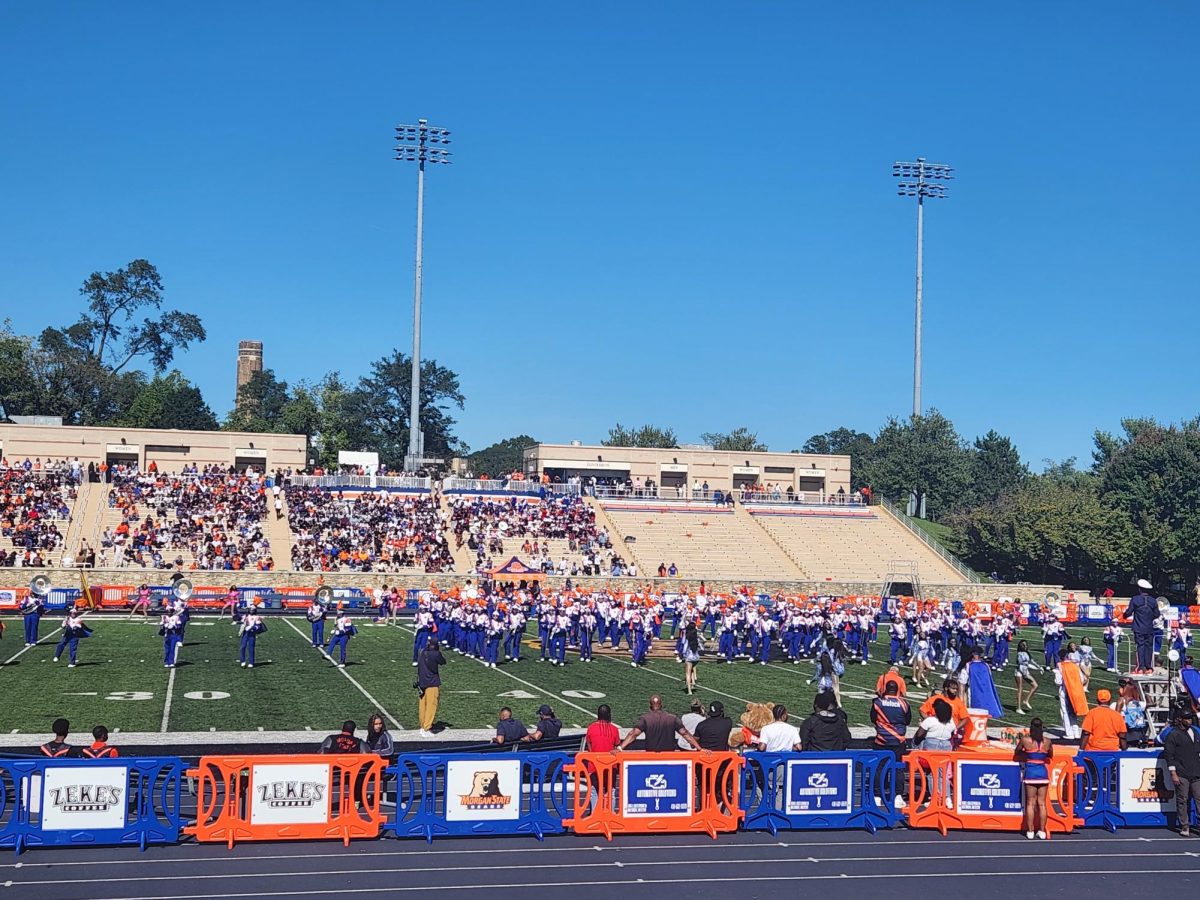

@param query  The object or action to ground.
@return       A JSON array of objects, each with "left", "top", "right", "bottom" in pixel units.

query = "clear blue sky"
[{"left": 2, "top": 2, "right": 1196, "bottom": 466}]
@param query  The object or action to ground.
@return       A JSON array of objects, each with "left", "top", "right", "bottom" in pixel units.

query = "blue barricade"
[
  {"left": 1075, "top": 750, "right": 1196, "bottom": 832},
  {"left": 45, "top": 588, "right": 81, "bottom": 610},
  {"left": 386, "top": 752, "right": 572, "bottom": 842},
  {"left": 0, "top": 756, "right": 184, "bottom": 855},
  {"left": 740, "top": 750, "right": 903, "bottom": 834}
]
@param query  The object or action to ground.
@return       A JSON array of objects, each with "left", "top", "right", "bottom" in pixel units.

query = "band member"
[
  {"left": 326, "top": 607, "right": 356, "bottom": 668},
  {"left": 21, "top": 590, "right": 45, "bottom": 646},
  {"left": 240, "top": 605, "right": 266, "bottom": 668},
  {"left": 306, "top": 597, "right": 328, "bottom": 647},
  {"left": 159, "top": 607, "right": 184, "bottom": 668},
  {"left": 412, "top": 603, "right": 434, "bottom": 666},
  {"left": 53, "top": 607, "right": 92, "bottom": 667}
]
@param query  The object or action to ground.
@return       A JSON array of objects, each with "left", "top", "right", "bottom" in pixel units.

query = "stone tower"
[{"left": 236, "top": 340, "right": 263, "bottom": 406}]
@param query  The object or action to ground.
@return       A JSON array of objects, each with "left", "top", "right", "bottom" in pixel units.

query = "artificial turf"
[{"left": 0, "top": 615, "right": 1135, "bottom": 740}]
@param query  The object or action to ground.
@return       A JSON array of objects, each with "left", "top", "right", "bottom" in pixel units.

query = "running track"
[{"left": 3, "top": 829, "right": 1199, "bottom": 899}]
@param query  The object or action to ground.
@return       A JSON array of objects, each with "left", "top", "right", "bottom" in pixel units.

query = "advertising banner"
[
  {"left": 248, "top": 762, "right": 331, "bottom": 826},
  {"left": 445, "top": 759, "right": 522, "bottom": 822},
  {"left": 784, "top": 759, "right": 852, "bottom": 816},
  {"left": 955, "top": 760, "right": 1023, "bottom": 816},
  {"left": 621, "top": 760, "right": 693, "bottom": 817},
  {"left": 40, "top": 766, "right": 128, "bottom": 831},
  {"left": 1117, "top": 757, "right": 1175, "bottom": 814}
]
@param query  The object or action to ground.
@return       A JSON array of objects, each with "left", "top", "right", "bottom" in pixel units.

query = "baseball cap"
[
  {"left": 1096, "top": 689, "right": 1112, "bottom": 703},
  {"left": 537, "top": 704, "right": 554, "bottom": 716},
  {"left": 708, "top": 701, "right": 724, "bottom": 717}
]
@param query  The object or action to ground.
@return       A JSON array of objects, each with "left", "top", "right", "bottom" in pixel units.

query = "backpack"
[{"left": 1123, "top": 702, "right": 1147, "bottom": 730}]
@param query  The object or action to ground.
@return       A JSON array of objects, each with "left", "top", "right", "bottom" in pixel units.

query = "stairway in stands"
[{"left": 264, "top": 488, "right": 295, "bottom": 569}]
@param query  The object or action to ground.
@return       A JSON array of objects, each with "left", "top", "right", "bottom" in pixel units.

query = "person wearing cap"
[
  {"left": 1080, "top": 688, "right": 1128, "bottom": 751},
  {"left": 521, "top": 705, "right": 562, "bottom": 743},
  {"left": 320, "top": 720, "right": 367, "bottom": 753},
  {"left": 39, "top": 718, "right": 73, "bottom": 758},
  {"left": 694, "top": 700, "right": 733, "bottom": 751},
  {"left": 678, "top": 698, "right": 705, "bottom": 749},
  {"left": 1123, "top": 579, "right": 1158, "bottom": 672},
  {"left": 1162, "top": 707, "right": 1200, "bottom": 835}
]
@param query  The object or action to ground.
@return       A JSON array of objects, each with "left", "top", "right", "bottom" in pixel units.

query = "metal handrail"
[
  {"left": 442, "top": 478, "right": 580, "bottom": 496},
  {"left": 288, "top": 474, "right": 432, "bottom": 491},
  {"left": 879, "top": 496, "right": 980, "bottom": 583}
]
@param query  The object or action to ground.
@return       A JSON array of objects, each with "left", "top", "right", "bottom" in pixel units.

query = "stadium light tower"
[
  {"left": 395, "top": 119, "right": 452, "bottom": 471},
  {"left": 893, "top": 158, "right": 953, "bottom": 419}
]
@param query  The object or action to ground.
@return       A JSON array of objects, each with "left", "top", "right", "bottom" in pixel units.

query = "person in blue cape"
[{"left": 967, "top": 646, "right": 1004, "bottom": 718}]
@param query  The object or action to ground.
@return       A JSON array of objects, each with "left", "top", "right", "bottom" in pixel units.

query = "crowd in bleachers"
[
  {"left": 100, "top": 466, "right": 273, "bottom": 571},
  {"left": 285, "top": 486, "right": 454, "bottom": 573},
  {"left": 0, "top": 459, "right": 78, "bottom": 567},
  {"left": 447, "top": 495, "right": 619, "bottom": 576}
]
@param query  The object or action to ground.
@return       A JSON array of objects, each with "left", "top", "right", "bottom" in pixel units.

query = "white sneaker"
[
  {"left": 1036, "top": 831, "right": 1047, "bottom": 840},
  {"left": 418, "top": 729, "right": 433, "bottom": 737},
  {"left": 337, "top": 663, "right": 345, "bottom": 668},
  {"left": 1026, "top": 831, "right": 1035, "bottom": 840},
  {"left": 241, "top": 662, "right": 247, "bottom": 668},
  {"left": 53, "top": 657, "right": 59, "bottom": 662},
  {"left": 68, "top": 663, "right": 76, "bottom": 668},
  {"left": 248, "top": 664, "right": 254, "bottom": 668},
  {"left": 412, "top": 661, "right": 417, "bottom": 666}
]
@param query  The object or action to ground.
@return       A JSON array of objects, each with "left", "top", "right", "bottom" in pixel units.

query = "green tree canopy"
[
  {"left": 701, "top": 427, "right": 768, "bottom": 452},
  {"left": 602, "top": 423, "right": 678, "bottom": 448},
  {"left": 469, "top": 434, "right": 537, "bottom": 476},
  {"left": 122, "top": 371, "right": 218, "bottom": 431},
  {"left": 859, "top": 410, "right": 971, "bottom": 521},
  {"left": 967, "top": 429, "right": 1028, "bottom": 506}
]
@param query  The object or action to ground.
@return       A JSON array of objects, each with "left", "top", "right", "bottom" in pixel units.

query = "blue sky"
[{"left": 2, "top": 2, "right": 1196, "bottom": 466}]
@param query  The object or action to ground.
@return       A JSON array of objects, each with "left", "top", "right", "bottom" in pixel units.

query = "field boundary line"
[
  {"left": 281, "top": 617, "right": 403, "bottom": 730},
  {"left": 1, "top": 626, "right": 63, "bottom": 667}
]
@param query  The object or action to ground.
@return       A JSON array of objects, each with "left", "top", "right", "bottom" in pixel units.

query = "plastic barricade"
[
  {"left": 1190, "top": 607, "right": 1200, "bottom": 626},
  {"left": 187, "top": 754, "right": 386, "bottom": 848},
  {"left": 906, "top": 749, "right": 1080, "bottom": 836},
  {"left": 99, "top": 585, "right": 135, "bottom": 608},
  {"left": 387, "top": 752, "right": 571, "bottom": 842},
  {"left": 0, "top": 756, "right": 183, "bottom": 855},
  {"left": 1075, "top": 750, "right": 1196, "bottom": 831},
  {"left": 564, "top": 751, "right": 743, "bottom": 839},
  {"left": 740, "top": 751, "right": 903, "bottom": 834},
  {"left": 0, "top": 587, "right": 22, "bottom": 610},
  {"left": 45, "top": 588, "right": 81, "bottom": 610}
]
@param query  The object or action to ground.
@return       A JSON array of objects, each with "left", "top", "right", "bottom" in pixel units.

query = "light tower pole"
[
  {"left": 395, "top": 119, "right": 452, "bottom": 471},
  {"left": 893, "top": 158, "right": 953, "bottom": 418}
]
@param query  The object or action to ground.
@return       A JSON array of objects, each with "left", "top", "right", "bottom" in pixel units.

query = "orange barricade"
[
  {"left": 186, "top": 754, "right": 386, "bottom": 848},
  {"left": 906, "top": 749, "right": 1080, "bottom": 837},
  {"left": 564, "top": 752, "right": 743, "bottom": 839},
  {"left": 1190, "top": 607, "right": 1200, "bottom": 626},
  {"left": 99, "top": 585, "right": 135, "bottom": 608},
  {"left": 1063, "top": 603, "right": 1078, "bottom": 623}
]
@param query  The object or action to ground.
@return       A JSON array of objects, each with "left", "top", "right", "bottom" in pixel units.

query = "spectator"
[
  {"left": 584, "top": 704, "right": 621, "bottom": 752},
  {"left": 39, "top": 718, "right": 73, "bottom": 758},
  {"left": 492, "top": 707, "right": 528, "bottom": 745},
  {"left": 799, "top": 691, "right": 852, "bottom": 752},
  {"left": 1080, "top": 688, "right": 1128, "bottom": 751},
  {"left": 521, "top": 705, "right": 562, "bottom": 743},
  {"left": 364, "top": 713, "right": 394, "bottom": 758},
  {"left": 1163, "top": 708, "right": 1200, "bottom": 836},
  {"left": 320, "top": 720, "right": 367, "bottom": 753},
  {"left": 417, "top": 640, "right": 446, "bottom": 736},
  {"left": 755, "top": 704, "right": 802, "bottom": 752},
  {"left": 871, "top": 682, "right": 911, "bottom": 758},
  {"left": 695, "top": 700, "right": 734, "bottom": 751},
  {"left": 678, "top": 699, "right": 704, "bottom": 749},
  {"left": 618, "top": 694, "right": 700, "bottom": 751},
  {"left": 81, "top": 725, "right": 118, "bottom": 759},
  {"left": 913, "top": 698, "right": 958, "bottom": 751}
]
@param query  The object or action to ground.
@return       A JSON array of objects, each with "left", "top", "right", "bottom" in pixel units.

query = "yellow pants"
[{"left": 419, "top": 686, "right": 439, "bottom": 731}]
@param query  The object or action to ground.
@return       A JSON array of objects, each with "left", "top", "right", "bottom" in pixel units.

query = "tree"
[
  {"left": 701, "top": 427, "right": 768, "bottom": 452},
  {"left": 0, "top": 321, "right": 48, "bottom": 419},
  {"left": 225, "top": 370, "right": 293, "bottom": 433},
  {"left": 968, "top": 430, "right": 1028, "bottom": 506},
  {"left": 859, "top": 410, "right": 971, "bottom": 520},
  {"left": 122, "top": 371, "right": 218, "bottom": 431},
  {"left": 469, "top": 434, "right": 538, "bottom": 477},
  {"left": 798, "top": 427, "right": 874, "bottom": 489},
  {"left": 602, "top": 423, "right": 678, "bottom": 448},
  {"left": 41, "top": 260, "right": 205, "bottom": 374}
]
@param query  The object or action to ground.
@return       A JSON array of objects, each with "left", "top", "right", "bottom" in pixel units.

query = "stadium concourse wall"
[{"left": 3, "top": 567, "right": 1079, "bottom": 603}]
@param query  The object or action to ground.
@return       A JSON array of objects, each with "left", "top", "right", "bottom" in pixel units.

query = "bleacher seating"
[
  {"left": 448, "top": 496, "right": 612, "bottom": 576},
  {"left": 749, "top": 507, "right": 964, "bottom": 582},
  {"left": 0, "top": 463, "right": 77, "bottom": 567},
  {"left": 600, "top": 504, "right": 801, "bottom": 581}
]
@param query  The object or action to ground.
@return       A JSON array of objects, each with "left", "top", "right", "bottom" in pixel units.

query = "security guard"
[
  {"left": 21, "top": 590, "right": 46, "bottom": 646},
  {"left": 39, "top": 718, "right": 74, "bottom": 757},
  {"left": 306, "top": 597, "right": 327, "bottom": 647}
]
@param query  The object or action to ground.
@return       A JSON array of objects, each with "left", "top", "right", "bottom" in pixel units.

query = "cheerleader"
[
  {"left": 326, "top": 608, "right": 356, "bottom": 668},
  {"left": 1078, "top": 636, "right": 1096, "bottom": 685},
  {"left": 53, "top": 607, "right": 92, "bottom": 668},
  {"left": 128, "top": 584, "right": 152, "bottom": 620},
  {"left": 1014, "top": 639, "right": 1043, "bottom": 715},
  {"left": 159, "top": 608, "right": 183, "bottom": 668},
  {"left": 239, "top": 606, "right": 266, "bottom": 668},
  {"left": 306, "top": 597, "right": 327, "bottom": 647},
  {"left": 1103, "top": 619, "right": 1124, "bottom": 672},
  {"left": 911, "top": 635, "right": 934, "bottom": 688},
  {"left": 220, "top": 584, "right": 239, "bottom": 621},
  {"left": 20, "top": 590, "right": 45, "bottom": 646}
]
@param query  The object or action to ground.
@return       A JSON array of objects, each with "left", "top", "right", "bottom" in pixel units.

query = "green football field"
[{"left": 0, "top": 615, "right": 1133, "bottom": 739}]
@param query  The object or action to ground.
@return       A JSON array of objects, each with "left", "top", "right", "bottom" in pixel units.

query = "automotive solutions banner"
[
  {"left": 621, "top": 759, "right": 693, "bottom": 817},
  {"left": 785, "top": 759, "right": 853, "bottom": 816},
  {"left": 955, "top": 760, "right": 1023, "bottom": 816}
]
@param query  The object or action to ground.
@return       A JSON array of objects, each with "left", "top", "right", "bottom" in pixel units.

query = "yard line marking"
[
  {"left": 1, "top": 627, "right": 62, "bottom": 667},
  {"left": 281, "top": 617, "right": 402, "bottom": 730},
  {"left": 600, "top": 654, "right": 754, "bottom": 706},
  {"left": 21, "top": 859, "right": 1200, "bottom": 897},
  {"left": 160, "top": 651, "right": 179, "bottom": 734}
]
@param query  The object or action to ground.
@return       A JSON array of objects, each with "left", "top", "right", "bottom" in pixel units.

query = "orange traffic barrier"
[
  {"left": 564, "top": 752, "right": 743, "bottom": 839},
  {"left": 99, "top": 585, "right": 135, "bottom": 608},
  {"left": 186, "top": 754, "right": 387, "bottom": 848},
  {"left": 906, "top": 749, "right": 1080, "bottom": 836},
  {"left": 1190, "top": 607, "right": 1200, "bottom": 626}
]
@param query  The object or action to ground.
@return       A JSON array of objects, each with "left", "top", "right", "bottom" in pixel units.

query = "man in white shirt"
[
  {"left": 756, "top": 704, "right": 802, "bottom": 752},
  {"left": 678, "top": 698, "right": 705, "bottom": 749}
]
